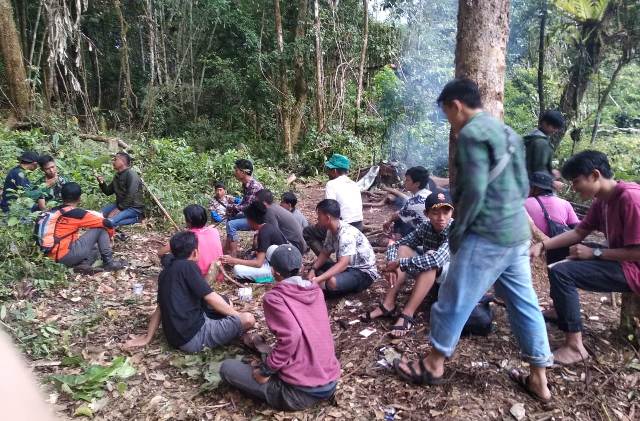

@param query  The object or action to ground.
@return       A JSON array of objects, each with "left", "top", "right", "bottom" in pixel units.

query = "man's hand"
[
  {"left": 108, "top": 208, "right": 121, "bottom": 218},
  {"left": 385, "top": 271, "right": 398, "bottom": 289},
  {"left": 96, "top": 175, "right": 105, "bottom": 184},
  {"left": 568, "top": 244, "right": 594, "bottom": 260},
  {"left": 220, "top": 255, "right": 237, "bottom": 265},
  {"left": 383, "top": 220, "right": 393, "bottom": 232},
  {"left": 45, "top": 176, "right": 58, "bottom": 188},
  {"left": 252, "top": 368, "right": 270, "bottom": 384},
  {"left": 307, "top": 269, "right": 316, "bottom": 280},
  {"left": 384, "top": 261, "right": 400, "bottom": 272},
  {"left": 122, "top": 335, "right": 151, "bottom": 349},
  {"left": 530, "top": 242, "right": 544, "bottom": 259}
]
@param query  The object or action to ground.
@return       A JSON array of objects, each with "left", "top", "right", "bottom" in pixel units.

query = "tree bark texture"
[
  {"left": 449, "top": 0, "right": 510, "bottom": 188},
  {"left": 0, "top": 0, "right": 31, "bottom": 119},
  {"left": 290, "top": 0, "right": 309, "bottom": 148},
  {"left": 354, "top": 0, "right": 369, "bottom": 129},
  {"left": 313, "top": 0, "right": 326, "bottom": 132},
  {"left": 537, "top": 1, "right": 547, "bottom": 116},
  {"left": 273, "top": 0, "right": 292, "bottom": 155},
  {"left": 620, "top": 293, "right": 640, "bottom": 346}
]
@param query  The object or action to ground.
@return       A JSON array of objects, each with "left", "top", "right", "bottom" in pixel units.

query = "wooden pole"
[{"left": 139, "top": 176, "right": 180, "bottom": 231}]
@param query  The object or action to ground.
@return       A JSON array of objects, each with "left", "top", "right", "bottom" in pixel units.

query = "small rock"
[{"left": 510, "top": 403, "right": 525, "bottom": 421}]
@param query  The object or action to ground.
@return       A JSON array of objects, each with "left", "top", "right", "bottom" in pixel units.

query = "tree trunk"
[
  {"left": 449, "top": 0, "right": 510, "bottom": 187},
  {"left": 354, "top": 0, "right": 369, "bottom": 131},
  {"left": 590, "top": 57, "right": 627, "bottom": 144},
  {"left": 537, "top": 0, "right": 546, "bottom": 115},
  {"left": 274, "top": 0, "right": 292, "bottom": 155},
  {"left": 0, "top": 0, "right": 30, "bottom": 119},
  {"left": 290, "top": 0, "right": 309, "bottom": 147},
  {"left": 313, "top": 0, "right": 326, "bottom": 133},
  {"left": 620, "top": 293, "right": 640, "bottom": 346},
  {"left": 114, "top": 0, "right": 136, "bottom": 123}
]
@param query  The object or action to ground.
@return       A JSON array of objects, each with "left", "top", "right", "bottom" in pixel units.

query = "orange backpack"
[{"left": 34, "top": 206, "right": 74, "bottom": 253}]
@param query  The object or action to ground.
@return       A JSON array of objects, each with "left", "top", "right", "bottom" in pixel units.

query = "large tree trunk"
[
  {"left": 274, "top": 0, "right": 293, "bottom": 155},
  {"left": 537, "top": 0, "right": 547, "bottom": 115},
  {"left": 313, "top": 0, "right": 326, "bottom": 133},
  {"left": 290, "top": 0, "right": 309, "bottom": 147},
  {"left": 0, "top": 0, "right": 30, "bottom": 119},
  {"left": 620, "top": 293, "right": 640, "bottom": 346},
  {"left": 449, "top": 0, "right": 510, "bottom": 187},
  {"left": 354, "top": 0, "right": 369, "bottom": 131}
]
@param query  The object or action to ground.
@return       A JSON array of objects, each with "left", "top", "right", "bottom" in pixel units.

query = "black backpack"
[
  {"left": 534, "top": 196, "right": 572, "bottom": 237},
  {"left": 462, "top": 294, "right": 495, "bottom": 336}
]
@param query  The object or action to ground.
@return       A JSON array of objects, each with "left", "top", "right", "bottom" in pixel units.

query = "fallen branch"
[
  {"left": 78, "top": 133, "right": 130, "bottom": 150},
  {"left": 215, "top": 262, "right": 248, "bottom": 288},
  {"left": 139, "top": 177, "right": 180, "bottom": 231}
]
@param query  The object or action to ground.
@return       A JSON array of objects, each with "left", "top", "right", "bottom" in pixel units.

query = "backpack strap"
[
  {"left": 533, "top": 196, "right": 554, "bottom": 226},
  {"left": 488, "top": 126, "right": 517, "bottom": 183}
]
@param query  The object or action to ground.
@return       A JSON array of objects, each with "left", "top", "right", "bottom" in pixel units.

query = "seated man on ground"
[
  {"left": 39, "top": 182, "right": 125, "bottom": 272},
  {"left": 525, "top": 171, "right": 579, "bottom": 264},
  {"left": 123, "top": 231, "right": 255, "bottom": 351},
  {"left": 530, "top": 150, "right": 640, "bottom": 365},
  {"left": 220, "top": 244, "right": 340, "bottom": 411},
  {"left": 225, "top": 159, "right": 264, "bottom": 257},
  {"left": 307, "top": 199, "right": 379, "bottom": 296},
  {"left": 304, "top": 154, "right": 363, "bottom": 255},
  {"left": 35, "top": 154, "right": 69, "bottom": 211},
  {"left": 280, "top": 191, "right": 308, "bottom": 229},
  {"left": 158, "top": 204, "right": 223, "bottom": 278},
  {"left": 1, "top": 151, "right": 41, "bottom": 213},
  {"left": 209, "top": 181, "right": 236, "bottom": 223},
  {"left": 221, "top": 201, "right": 288, "bottom": 283},
  {"left": 364, "top": 190, "right": 453, "bottom": 338},
  {"left": 382, "top": 166, "right": 432, "bottom": 239},
  {"left": 97, "top": 152, "right": 144, "bottom": 227},
  {"left": 256, "top": 189, "right": 306, "bottom": 254}
]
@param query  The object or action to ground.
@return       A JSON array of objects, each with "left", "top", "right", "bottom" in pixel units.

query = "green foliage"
[
  {"left": 4, "top": 302, "right": 70, "bottom": 358},
  {"left": 553, "top": 0, "right": 610, "bottom": 22},
  {"left": 49, "top": 356, "right": 136, "bottom": 402},
  {"left": 170, "top": 349, "right": 242, "bottom": 393}
]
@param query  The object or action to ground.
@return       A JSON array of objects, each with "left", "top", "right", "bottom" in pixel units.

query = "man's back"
[
  {"left": 451, "top": 112, "right": 530, "bottom": 251},
  {"left": 523, "top": 129, "right": 553, "bottom": 175},
  {"left": 265, "top": 204, "right": 306, "bottom": 254},
  {"left": 1, "top": 166, "right": 31, "bottom": 211},
  {"left": 525, "top": 195, "right": 579, "bottom": 237},
  {"left": 325, "top": 175, "right": 363, "bottom": 224}
]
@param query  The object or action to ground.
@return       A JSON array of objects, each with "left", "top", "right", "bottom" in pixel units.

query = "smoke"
[{"left": 377, "top": 0, "right": 457, "bottom": 176}]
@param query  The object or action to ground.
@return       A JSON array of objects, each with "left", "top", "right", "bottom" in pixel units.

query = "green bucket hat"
[{"left": 325, "top": 153, "right": 350, "bottom": 170}]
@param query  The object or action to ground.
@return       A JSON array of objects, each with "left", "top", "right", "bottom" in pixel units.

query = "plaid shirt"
[
  {"left": 227, "top": 178, "right": 263, "bottom": 215},
  {"left": 386, "top": 219, "right": 452, "bottom": 276},
  {"left": 450, "top": 112, "right": 530, "bottom": 253}
]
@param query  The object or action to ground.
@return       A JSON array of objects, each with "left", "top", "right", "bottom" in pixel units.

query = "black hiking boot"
[
  {"left": 103, "top": 259, "right": 127, "bottom": 272},
  {"left": 73, "top": 264, "right": 104, "bottom": 274}
]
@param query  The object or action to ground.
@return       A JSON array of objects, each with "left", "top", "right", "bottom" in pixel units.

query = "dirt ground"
[{"left": 19, "top": 181, "right": 640, "bottom": 420}]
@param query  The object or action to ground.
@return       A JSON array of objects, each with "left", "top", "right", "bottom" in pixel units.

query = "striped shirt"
[{"left": 386, "top": 219, "right": 452, "bottom": 276}]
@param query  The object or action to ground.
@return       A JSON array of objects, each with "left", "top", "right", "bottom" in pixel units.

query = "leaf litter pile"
[{"left": 4, "top": 182, "right": 640, "bottom": 420}]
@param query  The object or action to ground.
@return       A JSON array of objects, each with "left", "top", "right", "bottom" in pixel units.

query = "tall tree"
[
  {"left": 449, "top": 0, "right": 511, "bottom": 186},
  {"left": 313, "top": 0, "right": 325, "bottom": 132},
  {"left": 354, "top": 0, "right": 369, "bottom": 130},
  {"left": 537, "top": 0, "right": 547, "bottom": 115},
  {"left": 0, "top": 0, "right": 30, "bottom": 119},
  {"left": 273, "top": 0, "right": 293, "bottom": 155}
]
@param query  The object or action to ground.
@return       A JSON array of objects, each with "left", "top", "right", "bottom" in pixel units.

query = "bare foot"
[
  {"left": 509, "top": 369, "right": 551, "bottom": 402},
  {"left": 553, "top": 344, "right": 589, "bottom": 366}
]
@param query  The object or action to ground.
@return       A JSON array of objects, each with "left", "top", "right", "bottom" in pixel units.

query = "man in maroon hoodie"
[
  {"left": 531, "top": 150, "right": 640, "bottom": 365},
  {"left": 220, "top": 244, "right": 341, "bottom": 410}
]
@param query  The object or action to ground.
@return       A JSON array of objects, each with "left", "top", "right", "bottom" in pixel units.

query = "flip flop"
[
  {"left": 361, "top": 302, "right": 396, "bottom": 322},
  {"left": 393, "top": 357, "right": 444, "bottom": 385},
  {"left": 508, "top": 369, "right": 552, "bottom": 403},
  {"left": 389, "top": 314, "right": 415, "bottom": 338}
]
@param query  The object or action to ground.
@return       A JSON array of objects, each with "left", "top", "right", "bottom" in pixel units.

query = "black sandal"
[
  {"left": 393, "top": 357, "right": 444, "bottom": 385},
  {"left": 361, "top": 302, "right": 396, "bottom": 322},
  {"left": 389, "top": 314, "right": 415, "bottom": 338}
]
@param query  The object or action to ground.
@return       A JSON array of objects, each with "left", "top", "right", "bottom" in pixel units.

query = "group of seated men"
[{"left": 3, "top": 78, "right": 639, "bottom": 410}]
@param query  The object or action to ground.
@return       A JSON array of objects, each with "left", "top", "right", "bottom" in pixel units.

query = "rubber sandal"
[
  {"left": 393, "top": 357, "right": 444, "bottom": 385},
  {"left": 389, "top": 314, "right": 415, "bottom": 338},
  {"left": 361, "top": 302, "right": 396, "bottom": 322},
  {"left": 508, "top": 369, "right": 552, "bottom": 403}
]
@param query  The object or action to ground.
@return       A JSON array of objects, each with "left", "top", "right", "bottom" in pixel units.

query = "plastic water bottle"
[
  {"left": 210, "top": 210, "right": 223, "bottom": 222},
  {"left": 384, "top": 407, "right": 396, "bottom": 420}
]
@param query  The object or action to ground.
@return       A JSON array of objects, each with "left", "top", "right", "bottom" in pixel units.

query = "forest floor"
[{"left": 22, "top": 181, "right": 640, "bottom": 420}]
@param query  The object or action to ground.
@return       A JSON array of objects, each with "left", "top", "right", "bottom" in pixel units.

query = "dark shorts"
[{"left": 179, "top": 314, "right": 243, "bottom": 353}]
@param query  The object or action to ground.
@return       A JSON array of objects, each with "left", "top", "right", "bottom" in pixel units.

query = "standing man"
[
  {"left": 523, "top": 110, "right": 565, "bottom": 176},
  {"left": 303, "top": 153, "right": 363, "bottom": 255},
  {"left": 224, "top": 159, "right": 264, "bottom": 257},
  {"left": 35, "top": 155, "right": 68, "bottom": 210},
  {"left": 393, "top": 79, "right": 552, "bottom": 402},
  {"left": 1, "top": 151, "right": 40, "bottom": 213},
  {"left": 97, "top": 152, "right": 144, "bottom": 227}
]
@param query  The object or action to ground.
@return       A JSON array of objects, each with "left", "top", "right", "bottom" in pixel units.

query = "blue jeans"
[
  {"left": 101, "top": 203, "right": 142, "bottom": 227},
  {"left": 226, "top": 214, "right": 251, "bottom": 241},
  {"left": 429, "top": 233, "right": 553, "bottom": 368}
]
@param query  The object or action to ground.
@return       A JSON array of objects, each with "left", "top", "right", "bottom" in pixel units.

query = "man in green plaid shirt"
[{"left": 392, "top": 79, "right": 553, "bottom": 403}]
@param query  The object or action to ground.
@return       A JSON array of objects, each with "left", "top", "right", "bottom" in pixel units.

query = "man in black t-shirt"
[
  {"left": 123, "top": 231, "right": 255, "bottom": 351},
  {"left": 221, "top": 201, "right": 287, "bottom": 283}
]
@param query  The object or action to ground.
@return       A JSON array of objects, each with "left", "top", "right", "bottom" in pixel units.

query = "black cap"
[
  {"left": 19, "top": 151, "right": 39, "bottom": 163},
  {"left": 266, "top": 244, "right": 302, "bottom": 275},
  {"left": 424, "top": 189, "right": 454, "bottom": 211},
  {"left": 529, "top": 171, "right": 554, "bottom": 191}
]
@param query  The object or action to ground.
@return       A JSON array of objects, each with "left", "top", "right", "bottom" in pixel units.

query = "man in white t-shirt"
[{"left": 303, "top": 154, "right": 364, "bottom": 255}]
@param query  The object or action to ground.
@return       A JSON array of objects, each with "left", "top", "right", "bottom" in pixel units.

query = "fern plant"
[{"left": 553, "top": 0, "right": 610, "bottom": 22}]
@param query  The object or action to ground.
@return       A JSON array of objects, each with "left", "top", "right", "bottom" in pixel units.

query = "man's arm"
[
  {"left": 312, "top": 255, "right": 350, "bottom": 283},
  {"left": 123, "top": 306, "right": 161, "bottom": 349},
  {"left": 308, "top": 250, "right": 331, "bottom": 279},
  {"left": 401, "top": 239, "right": 450, "bottom": 274},
  {"left": 202, "top": 291, "right": 240, "bottom": 317},
  {"left": 262, "top": 294, "right": 302, "bottom": 373},
  {"left": 530, "top": 227, "right": 590, "bottom": 257},
  {"left": 595, "top": 245, "right": 640, "bottom": 262},
  {"left": 76, "top": 210, "right": 115, "bottom": 237},
  {"left": 221, "top": 251, "right": 266, "bottom": 268}
]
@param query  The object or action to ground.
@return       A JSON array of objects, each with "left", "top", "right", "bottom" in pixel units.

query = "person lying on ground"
[
  {"left": 224, "top": 159, "right": 264, "bottom": 257},
  {"left": 96, "top": 152, "right": 144, "bottom": 227},
  {"left": 280, "top": 191, "right": 308, "bottom": 229},
  {"left": 256, "top": 189, "right": 306, "bottom": 254},
  {"left": 220, "top": 244, "right": 340, "bottom": 411},
  {"left": 363, "top": 190, "right": 453, "bottom": 338},
  {"left": 530, "top": 150, "right": 640, "bottom": 366},
  {"left": 392, "top": 79, "right": 553, "bottom": 402},
  {"left": 209, "top": 181, "right": 236, "bottom": 223},
  {"left": 525, "top": 171, "right": 579, "bottom": 264},
  {"left": 1, "top": 151, "right": 41, "bottom": 213},
  {"left": 307, "top": 199, "right": 379, "bottom": 297},
  {"left": 123, "top": 231, "right": 255, "bottom": 350},
  {"left": 34, "top": 154, "right": 69, "bottom": 211},
  {"left": 382, "top": 166, "right": 432, "bottom": 239},
  {"left": 303, "top": 153, "right": 363, "bottom": 255},
  {"left": 39, "top": 182, "right": 125, "bottom": 273},
  {"left": 158, "top": 204, "right": 222, "bottom": 278},
  {"left": 220, "top": 201, "right": 288, "bottom": 283}
]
